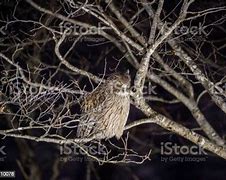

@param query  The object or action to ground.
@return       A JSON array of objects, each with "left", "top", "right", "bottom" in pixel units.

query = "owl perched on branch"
[{"left": 77, "top": 72, "right": 131, "bottom": 140}]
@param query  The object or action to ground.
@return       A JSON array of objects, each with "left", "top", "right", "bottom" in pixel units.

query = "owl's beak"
[
  {"left": 122, "top": 84, "right": 129, "bottom": 93},
  {"left": 122, "top": 84, "right": 127, "bottom": 89}
]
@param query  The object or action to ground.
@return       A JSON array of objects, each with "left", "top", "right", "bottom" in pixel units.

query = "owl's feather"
[{"left": 77, "top": 73, "right": 130, "bottom": 140}]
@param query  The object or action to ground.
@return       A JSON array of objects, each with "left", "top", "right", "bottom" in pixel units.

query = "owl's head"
[{"left": 106, "top": 71, "right": 131, "bottom": 95}]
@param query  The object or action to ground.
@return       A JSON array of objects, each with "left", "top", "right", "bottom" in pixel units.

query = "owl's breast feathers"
[{"left": 77, "top": 75, "right": 130, "bottom": 140}]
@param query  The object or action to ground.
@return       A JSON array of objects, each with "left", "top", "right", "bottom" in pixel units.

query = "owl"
[{"left": 77, "top": 72, "right": 131, "bottom": 140}]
